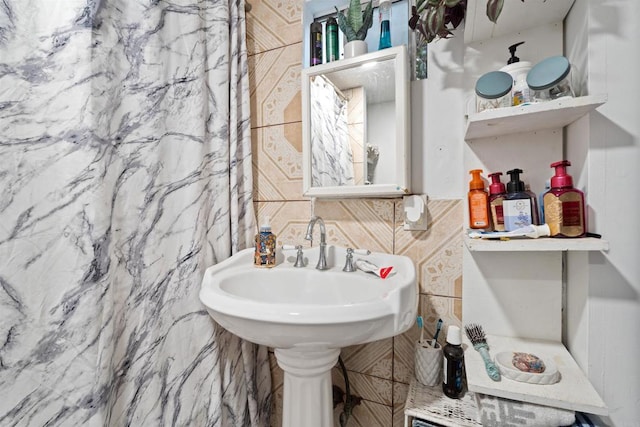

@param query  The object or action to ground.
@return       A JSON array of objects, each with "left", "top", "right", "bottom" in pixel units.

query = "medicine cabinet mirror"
[{"left": 302, "top": 45, "right": 410, "bottom": 198}]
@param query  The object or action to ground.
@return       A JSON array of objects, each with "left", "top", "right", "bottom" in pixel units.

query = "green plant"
[
  {"left": 335, "top": 0, "right": 374, "bottom": 42},
  {"left": 409, "top": 0, "right": 507, "bottom": 44}
]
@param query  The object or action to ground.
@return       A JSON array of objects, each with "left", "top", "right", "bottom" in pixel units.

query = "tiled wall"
[{"left": 246, "top": 2, "right": 463, "bottom": 425}]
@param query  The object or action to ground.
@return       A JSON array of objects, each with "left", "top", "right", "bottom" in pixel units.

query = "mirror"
[{"left": 302, "top": 45, "right": 410, "bottom": 198}]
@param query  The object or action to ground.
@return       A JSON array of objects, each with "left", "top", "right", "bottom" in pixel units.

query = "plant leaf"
[
  {"left": 444, "top": 0, "right": 461, "bottom": 7},
  {"left": 426, "top": 6, "right": 445, "bottom": 38},
  {"left": 355, "top": 1, "right": 374, "bottom": 40},
  {"left": 335, "top": 6, "right": 358, "bottom": 41},
  {"left": 486, "top": 0, "right": 504, "bottom": 24},
  {"left": 409, "top": 6, "right": 421, "bottom": 30},
  {"left": 347, "top": 0, "right": 363, "bottom": 33}
]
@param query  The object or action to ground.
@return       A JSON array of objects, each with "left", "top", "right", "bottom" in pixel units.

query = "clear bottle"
[
  {"left": 378, "top": 0, "right": 392, "bottom": 50},
  {"left": 543, "top": 160, "right": 586, "bottom": 237},
  {"left": 488, "top": 172, "right": 506, "bottom": 231},
  {"left": 442, "top": 325, "right": 465, "bottom": 399},
  {"left": 527, "top": 56, "right": 575, "bottom": 102},
  {"left": 475, "top": 71, "right": 513, "bottom": 113},
  {"left": 503, "top": 168, "right": 540, "bottom": 231},
  {"left": 325, "top": 17, "right": 339, "bottom": 62},
  {"left": 468, "top": 169, "right": 490, "bottom": 229},
  {"left": 254, "top": 216, "right": 277, "bottom": 268},
  {"left": 538, "top": 179, "right": 551, "bottom": 225}
]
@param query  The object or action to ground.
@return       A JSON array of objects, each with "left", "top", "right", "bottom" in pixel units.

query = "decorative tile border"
[
  {"left": 252, "top": 123, "right": 304, "bottom": 202},
  {"left": 248, "top": 43, "right": 302, "bottom": 129},
  {"left": 395, "top": 199, "right": 463, "bottom": 297},
  {"left": 246, "top": 0, "right": 303, "bottom": 56}
]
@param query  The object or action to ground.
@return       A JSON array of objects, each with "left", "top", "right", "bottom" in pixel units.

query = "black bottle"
[
  {"left": 442, "top": 325, "right": 465, "bottom": 399},
  {"left": 310, "top": 22, "right": 322, "bottom": 66}
]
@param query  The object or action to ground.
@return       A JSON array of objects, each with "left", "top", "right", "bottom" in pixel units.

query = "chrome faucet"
[{"left": 304, "top": 216, "right": 328, "bottom": 270}]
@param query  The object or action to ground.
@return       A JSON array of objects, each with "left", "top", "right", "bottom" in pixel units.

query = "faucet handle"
[
  {"left": 293, "top": 245, "right": 306, "bottom": 268},
  {"left": 343, "top": 248, "right": 356, "bottom": 272}
]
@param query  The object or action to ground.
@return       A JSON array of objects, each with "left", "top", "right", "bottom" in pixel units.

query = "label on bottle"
[
  {"left": 543, "top": 192, "right": 585, "bottom": 237},
  {"left": 443, "top": 357, "right": 447, "bottom": 384},
  {"left": 310, "top": 31, "right": 322, "bottom": 66},
  {"left": 254, "top": 231, "right": 276, "bottom": 267},
  {"left": 503, "top": 198, "right": 533, "bottom": 231},
  {"left": 469, "top": 192, "right": 489, "bottom": 228},
  {"left": 490, "top": 197, "right": 505, "bottom": 231}
]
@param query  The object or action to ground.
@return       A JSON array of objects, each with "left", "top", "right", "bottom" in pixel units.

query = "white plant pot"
[{"left": 344, "top": 40, "right": 368, "bottom": 59}]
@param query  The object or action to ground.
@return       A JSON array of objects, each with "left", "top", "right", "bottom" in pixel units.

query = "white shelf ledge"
[
  {"left": 404, "top": 378, "right": 481, "bottom": 427},
  {"left": 464, "top": 0, "right": 575, "bottom": 45},
  {"left": 464, "top": 236, "right": 609, "bottom": 252},
  {"left": 463, "top": 334, "right": 608, "bottom": 416},
  {"left": 465, "top": 94, "right": 607, "bottom": 140}
]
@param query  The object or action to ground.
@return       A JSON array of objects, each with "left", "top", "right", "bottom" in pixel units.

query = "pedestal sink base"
[{"left": 274, "top": 348, "right": 341, "bottom": 427}]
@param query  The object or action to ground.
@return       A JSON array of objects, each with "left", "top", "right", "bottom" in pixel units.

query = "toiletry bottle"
[
  {"left": 468, "top": 169, "right": 490, "bottom": 230},
  {"left": 254, "top": 216, "right": 277, "bottom": 268},
  {"left": 442, "top": 325, "right": 465, "bottom": 399},
  {"left": 325, "top": 17, "right": 339, "bottom": 62},
  {"left": 503, "top": 168, "right": 540, "bottom": 231},
  {"left": 310, "top": 22, "right": 323, "bottom": 66},
  {"left": 378, "top": 0, "right": 392, "bottom": 50},
  {"left": 538, "top": 179, "right": 551, "bottom": 224},
  {"left": 543, "top": 160, "right": 586, "bottom": 237},
  {"left": 500, "top": 42, "right": 532, "bottom": 106},
  {"left": 488, "top": 172, "right": 506, "bottom": 231}
]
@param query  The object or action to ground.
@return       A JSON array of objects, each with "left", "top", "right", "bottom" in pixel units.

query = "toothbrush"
[
  {"left": 432, "top": 318, "right": 443, "bottom": 346},
  {"left": 416, "top": 316, "right": 424, "bottom": 343}
]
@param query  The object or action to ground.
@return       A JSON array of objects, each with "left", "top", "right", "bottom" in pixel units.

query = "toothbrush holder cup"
[{"left": 415, "top": 340, "right": 442, "bottom": 387}]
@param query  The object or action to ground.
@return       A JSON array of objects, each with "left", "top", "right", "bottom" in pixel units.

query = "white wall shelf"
[
  {"left": 465, "top": 94, "right": 607, "bottom": 141},
  {"left": 464, "top": 0, "right": 575, "bottom": 45},
  {"left": 404, "top": 378, "right": 481, "bottom": 427},
  {"left": 465, "top": 236, "right": 609, "bottom": 252},
  {"left": 463, "top": 334, "right": 608, "bottom": 416}
]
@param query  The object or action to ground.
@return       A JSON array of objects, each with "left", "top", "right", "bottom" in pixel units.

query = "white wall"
[
  {"left": 410, "top": 34, "right": 466, "bottom": 199},
  {"left": 565, "top": 1, "right": 640, "bottom": 425}
]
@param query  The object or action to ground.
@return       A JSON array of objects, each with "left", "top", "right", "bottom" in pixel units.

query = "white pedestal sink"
[{"left": 200, "top": 245, "right": 417, "bottom": 427}]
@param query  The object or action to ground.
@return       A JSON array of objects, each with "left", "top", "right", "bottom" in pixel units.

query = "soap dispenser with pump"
[
  {"left": 467, "top": 169, "right": 490, "bottom": 230},
  {"left": 543, "top": 160, "right": 586, "bottom": 237},
  {"left": 500, "top": 41, "right": 532, "bottom": 106},
  {"left": 254, "top": 216, "right": 277, "bottom": 268},
  {"left": 488, "top": 172, "right": 507, "bottom": 231},
  {"left": 503, "top": 168, "right": 539, "bottom": 231}
]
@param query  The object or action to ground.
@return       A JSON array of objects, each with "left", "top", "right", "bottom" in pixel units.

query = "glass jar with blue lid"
[
  {"left": 527, "top": 56, "right": 575, "bottom": 102},
  {"left": 475, "top": 71, "right": 513, "bottom": 113}
]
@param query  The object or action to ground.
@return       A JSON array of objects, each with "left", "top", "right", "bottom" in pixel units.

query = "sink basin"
[
  {"left": 199, "top": 245, "right": 417, "bottom": 427},
  {"left": 200, "top": 245, "right": 417, "bottom": 349}
]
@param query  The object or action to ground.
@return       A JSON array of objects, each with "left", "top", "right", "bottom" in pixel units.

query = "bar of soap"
[{"left": 512, "top": 352, "right": 546, "bottom": 373}]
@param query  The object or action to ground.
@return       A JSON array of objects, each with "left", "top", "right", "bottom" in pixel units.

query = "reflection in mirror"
[
  {"left": 302, "top": 45, "right": 409, "bottom": 198},
  {"left": 310, "top": 75, "right": 354, "bottom": 187}
]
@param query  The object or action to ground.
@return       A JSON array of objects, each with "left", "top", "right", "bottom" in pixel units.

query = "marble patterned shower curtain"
[{"left": 0, "top": 1, "right": 271, "bottom": 426}]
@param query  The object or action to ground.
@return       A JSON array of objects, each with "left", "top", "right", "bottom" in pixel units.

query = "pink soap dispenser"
[
  {"left": 543, "top": 160, "right": 586, "bottom": 237},
  {"left": 488, "top": 172, "right": 507, "bottom": 231}
]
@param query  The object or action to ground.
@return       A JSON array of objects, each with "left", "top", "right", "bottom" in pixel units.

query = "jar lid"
[
  {"left": 527, "top": 56, "right": 571, "bottom": 91},
  {"left": 475, "top": 71, "right": 513, "bottom": 99}
]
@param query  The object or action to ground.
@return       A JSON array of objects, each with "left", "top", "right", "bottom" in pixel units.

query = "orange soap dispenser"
[{"left": 468, "top": 169, "right": 490, "bottom": 229}]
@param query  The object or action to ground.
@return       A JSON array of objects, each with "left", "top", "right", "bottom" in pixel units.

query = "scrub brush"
[{"left": 465, "top": 323, "right": 501, "bottom": 381}]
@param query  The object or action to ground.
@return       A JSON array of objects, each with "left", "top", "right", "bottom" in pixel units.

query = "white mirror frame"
[{"left": 302, "top": 44, "right": 410, "bottom": 198}]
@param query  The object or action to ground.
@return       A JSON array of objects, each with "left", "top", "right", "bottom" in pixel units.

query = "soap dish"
[{"left": 495, "top": 351, "right": 560, "bottom": 385}]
